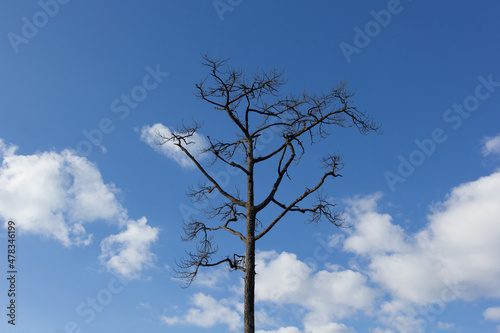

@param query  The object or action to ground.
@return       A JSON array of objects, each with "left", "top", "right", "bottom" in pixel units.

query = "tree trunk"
[
  {"left": 244, "top": 227, "right": 255, "bottom": 333},
  {"left": 245, "top": 142, "right": 255, "bottom": 333}
]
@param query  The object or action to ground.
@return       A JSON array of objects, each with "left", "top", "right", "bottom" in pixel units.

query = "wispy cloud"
[
  {"left": 193, "top": 267, "right": 230, "bottom": 289},
  {"left": 436, "top": 322, "right": 454, "bottom": 330},
  {"left": 482, "top": 133, "right": 500, "bottom": 156},
  {"left": 140, "top": 123, "right": 208, "bottom": 168},
  {"left": 100, "top": 217, "right": 159, "bottom": 279}
]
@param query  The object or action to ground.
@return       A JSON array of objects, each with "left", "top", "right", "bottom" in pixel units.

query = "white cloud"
[
  {"left": 255, "top": 251, "right": 378, "bottom": 326},
  {"left": 100, "top": 217, "right": 159, "bottom": 279},
  {"left": 343, "top": 193, "right": 408, "bottom": 255},
  {"left": 0, "top": 138, "right": 18, "bottom": 157},
  {"left": 482, "top": 133, "right": 500, "bottom": 156},
  {"left": 344, "top": 172, "right": 500, "bottom": 303},
  {"left": 256, "top": 323, "right": 356, "bottom": 333},
  {"left": 164, "top": 251, "right": 368, "bottom": 332},
  {"left": 0, "top": 138, "right": 158, "bottom": 278},
  {"left": 165, "top": 169, "right": 500, "bottom": 333},
  {"left": 193, "top": 267, "right": 230, "bottom": 289},
  {"left": 161, "top": 293, "right": 241, "bottom": 332},
  {"left": 255, "top": 308, "right": 280, "bottom": 329},
  {"left": 0, "top": 142, "right": 126, "bottom": 246},
  {"left": 137, "top": 302, "right": 151, "bottom": 310},
  {"left": 436, "top": 322, "right": 454, "bottom": 329},
  {"left": 257, "top": 327, "right": 302, "bottom": 333},
  {"left": 421, "top": 172, "right": 500, "bottom": 299},
  {"left": 140, "top": 123, "right": 208, "bottom": 168},
  {"left": 484, "top": 306, "right": 500, "bottom": 321},
  {"left": 304, "top": 322, "right": 357, "bottom": 333},
  {"left": 375, "top": 301, "right": 425, "bottom": 333},
  {"left": 371, "top": 328, "right": 395, "bottom": 333},
  {"left": 342, "top": 171, "right": 500, "bottom": 332}
]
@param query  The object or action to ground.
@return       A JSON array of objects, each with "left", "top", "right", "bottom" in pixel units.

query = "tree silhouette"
[{"left": 157, "top": 55, "right": 379, "bottom": 333}]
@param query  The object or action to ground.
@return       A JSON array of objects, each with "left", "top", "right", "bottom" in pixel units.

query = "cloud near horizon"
[{"left": 162, "top": 168, "right": 500, "bottom": 333}]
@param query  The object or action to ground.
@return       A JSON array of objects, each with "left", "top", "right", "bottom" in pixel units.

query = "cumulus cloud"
[
  {"left": 100, "top": 217, "right": 159, "bottom": 279},
  {"left": 161, "top": 293, "right": 241, "bottom": 332},
  {"left": 164, "top": 250, "right": 368, "bottom": 332},
  {"left": 343, "top": 171, "right": 500, "bottom": 332},
  {"left": 345, "top": 173, "right": 500, "bottom": 302},
  {"left": 343, "top": 193, "right": 409, "bottom": 255},
  {"left": 254, "top": 251, "right": 377, "bottom": 327},
  {"left": 304, "top": 322, "right": 357, "bottom": 333},
  {"left": 256, "top": 323, "right": 356, "bottom": 333},
  {"left": 0, "top": 140, "right": 125, "bottom": 246},
  {"left": 482, "top": 133, "right": 500, "bottom": 156},
  {"left": 258, "top": 324, "right": 357, "bottom": 333},
  {"left": 164, "top": 168, "right": 500, "bottom": 332},
  {"left": 140, "top": 123, "right": 208, "bottom": 168},
  {"left": 0, "top": 138, "right": 158, "bottom": 278},
  {"left": 484, "top": 307, "right": 500, "bottom": 321},
  {"left": 257, "top": 327, "right": 302, "bottom": 333}
]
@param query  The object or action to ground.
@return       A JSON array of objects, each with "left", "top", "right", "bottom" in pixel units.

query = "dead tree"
[{"left": 157, "top": 55, "right": 379, "bottom": 333}]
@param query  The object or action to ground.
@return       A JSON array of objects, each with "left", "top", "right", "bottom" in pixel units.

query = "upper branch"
[
  {"left": 156, "top": 123, "right": 246, "bottom": 207},
  {"left": 253, "top": 82, "right": 380, "bottom": 163},
  {"left": 194, "top": 55, "right": 288, "bottom": 142},
  {"left": 201, "top": 136, "right": 249, "bottom": 174}
]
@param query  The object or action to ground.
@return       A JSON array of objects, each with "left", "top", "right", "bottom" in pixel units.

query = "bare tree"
[{"left": 157, "top": 55, "right": 379, "bottom": 333}]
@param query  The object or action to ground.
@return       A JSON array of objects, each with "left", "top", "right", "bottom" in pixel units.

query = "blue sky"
[{"left": 1, "top": 1, "right": 500, "bottom": 332}]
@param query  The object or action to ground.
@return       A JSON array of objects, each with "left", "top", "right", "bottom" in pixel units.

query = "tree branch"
[
  {"left": 255, "top": 154, "right": 344, "bottom": 241},
  {"left": 256, "top": 139, "right": 296, "bottom": 212},
  {"left": 156, "top": 124, "right": 246, "bottom": 207}
]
